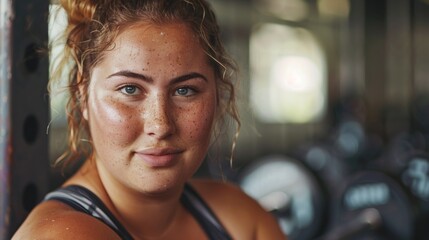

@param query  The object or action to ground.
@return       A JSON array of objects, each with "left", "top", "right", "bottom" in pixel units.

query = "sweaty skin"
[{"left": 83, "top": 22, "right": 217, "bottom": 196}]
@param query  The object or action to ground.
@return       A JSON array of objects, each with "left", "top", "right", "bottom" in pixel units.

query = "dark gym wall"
[
  {"left": 414, "top": 0, "right": 429, "bottom": 95},
  {"left": 365, "top": 0, "right": 387, "bottom": 137}
]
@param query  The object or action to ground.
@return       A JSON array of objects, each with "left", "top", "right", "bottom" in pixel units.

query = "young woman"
[{"left": 13, "top": 0, "right": 286, "bottom": 239}]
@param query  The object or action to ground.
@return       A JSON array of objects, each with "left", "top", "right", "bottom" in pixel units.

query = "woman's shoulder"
[
  {"left": 12, "top": 200, "right": 119, "bottom": 240},
  {"left": 189, "top": 178, "right": 287, "bottom": 240}
]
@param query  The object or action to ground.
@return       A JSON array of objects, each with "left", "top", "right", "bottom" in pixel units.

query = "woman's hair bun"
[{"left": 60, "top": 0, "right": 97, "bottom": 26}]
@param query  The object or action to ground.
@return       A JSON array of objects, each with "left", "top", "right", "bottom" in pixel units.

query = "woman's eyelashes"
[
  {"left": 119, "top": 84, "right": 141, "bottom": 96},
  {"left": 174, "top": 86, "right": 198, "bottom": 97},
  {"left": 117, "top": 84, "right": 199, "bottom": 98}
]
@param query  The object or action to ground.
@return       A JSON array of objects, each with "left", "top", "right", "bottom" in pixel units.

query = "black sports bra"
[{"left": 44, "top": 184, "right": 232, "bottom": 240}]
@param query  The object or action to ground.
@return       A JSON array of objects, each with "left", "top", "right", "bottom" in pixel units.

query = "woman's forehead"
[
  {"left": 117, "top": 21, "right": 198, "bottom": 43},
  {"left": 106, "top": 22, "right": 201, "bottom": 59},
  {"left": 90, "top": 21, "right": 215, "bottom": 81}
]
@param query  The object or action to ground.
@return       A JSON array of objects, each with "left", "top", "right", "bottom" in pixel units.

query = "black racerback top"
[{"left": 44, "top": 184, "right": 232, "bottom": 240}]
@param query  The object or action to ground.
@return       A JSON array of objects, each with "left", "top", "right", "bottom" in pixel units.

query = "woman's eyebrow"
[
  {"left": 171, "top": 72, "right": 208, "bottom": 84},
  {"left": 107, "top": 70, "right": 154, "bottom": 83},
  {"left": 107, "top": 71, "right": 208, "bottom": 84}
]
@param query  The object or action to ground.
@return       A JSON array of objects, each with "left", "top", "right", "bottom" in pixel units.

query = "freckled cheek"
[
  {"left": 180, "top": 100, "right": 216, "bottom": 144},
  {"left": 89, "top": 97, "right": 141, "bottom": 145}
]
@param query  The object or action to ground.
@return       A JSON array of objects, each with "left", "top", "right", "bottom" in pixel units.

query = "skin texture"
[
  {"left": 83, "top": 22, "right": 217, "bottom": 196},
  {"left": 13, "top": 22, "right": 287, "bottom": 240}
]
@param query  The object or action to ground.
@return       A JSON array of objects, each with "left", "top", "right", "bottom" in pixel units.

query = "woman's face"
[{"left": 83, "top": 22, "right": 217, "bottom": 194}]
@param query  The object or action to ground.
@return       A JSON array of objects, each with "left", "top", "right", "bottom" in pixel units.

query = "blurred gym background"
[{"left": 1, "top": 0, "right": 429, "bottom": 239}]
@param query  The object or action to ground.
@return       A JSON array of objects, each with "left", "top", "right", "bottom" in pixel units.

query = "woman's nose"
[{"left": 142, "top": 95, "right": 176, "bottom": 139}]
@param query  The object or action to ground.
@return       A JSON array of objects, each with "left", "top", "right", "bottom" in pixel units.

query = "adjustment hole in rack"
[{"left": 23, "top": 114, "right": 39, "bottom": 144}]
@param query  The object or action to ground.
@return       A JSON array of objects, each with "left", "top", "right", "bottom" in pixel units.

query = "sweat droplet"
[{"left": 160, "top": 32, "right": 165, "bottom": 36}]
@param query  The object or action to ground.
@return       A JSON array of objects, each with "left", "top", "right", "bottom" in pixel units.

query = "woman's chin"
[{"left": 127, "top": 172, "right": 186, "bottom": 196}]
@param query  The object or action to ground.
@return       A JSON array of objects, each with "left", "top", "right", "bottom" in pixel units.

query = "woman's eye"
[
  {"left": 175, "top": 87, "right": 195, "bottom": 96},
  {"left": 120, "top": 85, "right": 139, "bottom": 95}
]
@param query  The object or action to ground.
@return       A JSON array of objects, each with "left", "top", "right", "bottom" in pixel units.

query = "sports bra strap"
[
  {"left": 44, "top": 185, "right": 133, "bottom": 240},
  {"left": 44, "top": 184, "right": 232, "bottom": 240},
  {"left": 181, "top": 184, "right": 232, "bottom": 240}
]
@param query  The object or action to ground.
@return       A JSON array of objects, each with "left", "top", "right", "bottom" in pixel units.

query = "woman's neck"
[{"left": 67, "top": 160, "right": 187, "bottom": 239}]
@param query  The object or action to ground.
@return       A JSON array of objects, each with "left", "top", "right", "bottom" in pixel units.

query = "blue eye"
[
  {"left": 175, "top": 87, "right": 197, "bottom": 96},
  {"left": 176, "top": 88, "right": 189, "bottom": 96},
  {"left": 121, "top": 85, "right": 138, "bottom": 95}
]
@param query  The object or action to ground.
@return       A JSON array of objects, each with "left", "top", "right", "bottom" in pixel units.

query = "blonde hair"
[{"left": 51, "top": 0, "right": 240, "bottom": 168}]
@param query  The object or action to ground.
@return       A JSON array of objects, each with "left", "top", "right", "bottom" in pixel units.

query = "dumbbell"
[
  {"left": 238, "top": 155, "right": 327, "bottom": 240},
  {"left": 294, "top": 141, "right": 351, "bottom": 198},
  {"left": 295, "top": 117, "right": 382, "bottom": 188},
  {"left": 330, "top": 118, "right": 366, "bottom": 161},
  {"left": 326, "top": 170, "right": 415, "bottom": 240},
  {"left": 397, "top": 152, "right": 429, "bottom": 239},
  {"left": 374, "top": 132, "right": 429, "bottom": 239},
  {"left": 398, "top": 152, "right": 429, "bottom": 204},
  {"left": 376, "top": 134, "right": 428, "bottom": 197},
  {"left": 377, "top": 132, "right": 427, "bottom": 174}
]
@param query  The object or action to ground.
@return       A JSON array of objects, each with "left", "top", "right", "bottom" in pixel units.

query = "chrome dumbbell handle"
[{"left": 318, "top": 208, "right": 382, "bottom": 240}]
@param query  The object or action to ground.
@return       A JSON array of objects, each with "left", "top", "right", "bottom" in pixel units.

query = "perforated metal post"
[
  {"left": 1, "top": 0, "right": 50, "bottom": 238},
  {"left": 0, "top": 0, "right": 13, "bottom": 239}
]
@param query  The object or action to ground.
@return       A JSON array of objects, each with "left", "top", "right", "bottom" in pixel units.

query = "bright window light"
[{"left": 250, "top": 23, "right": 327, "bottom": 123}]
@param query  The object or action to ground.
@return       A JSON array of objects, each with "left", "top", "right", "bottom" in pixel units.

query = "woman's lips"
[{"left": 135, "top": 147, "right": 183, "bottom": 168}]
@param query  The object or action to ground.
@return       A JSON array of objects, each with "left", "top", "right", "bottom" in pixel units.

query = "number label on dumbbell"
[
  {"left": 402, "top": 157, "right": 429, "bottom": 200},
  {"left": 344, "top": 183, "right": 390, "bottom": 210},
  {"left": 334, "top": 171, "right": 414, "bottom": 240}
]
